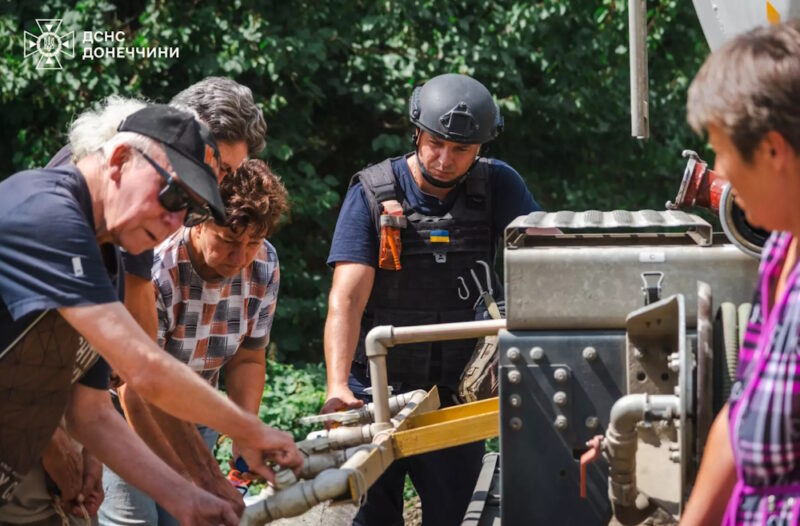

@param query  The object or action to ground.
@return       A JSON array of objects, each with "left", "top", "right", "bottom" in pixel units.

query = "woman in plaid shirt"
[{"left": 681, "top": 21, "right": 800, "bottom": 526}]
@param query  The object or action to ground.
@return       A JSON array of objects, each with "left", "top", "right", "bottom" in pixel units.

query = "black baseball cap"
[{"left": 117, "top": 104, "right": 225, "bottom": 223}]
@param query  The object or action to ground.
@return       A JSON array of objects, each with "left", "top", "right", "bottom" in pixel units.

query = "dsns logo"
[{"left": 24, "top": 19, "right": 75, "bottom": 70}]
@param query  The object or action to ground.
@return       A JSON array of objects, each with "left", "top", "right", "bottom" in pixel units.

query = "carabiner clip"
[{"left": 457, "top": 276, "right": 470, "bottom": 301}]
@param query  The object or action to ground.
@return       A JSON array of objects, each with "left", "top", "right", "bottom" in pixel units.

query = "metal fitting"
[
  {"left": 530, "top": 346, "right": 544, "bottom": 361},
  {"left": 553, "top": 368, "right": 568, "bottom": 383},
  {"left": 667, "top": 352, "right": 680, "bottom": 372},
  {"left": 509, "top": 417, "right": 522, "bottom": 431},
  {"left": 585, "top": 416, "right": 599, "bottom": 429},
  {"left": 506, "top": 347, "right": 521, "bottom": 361},
  {"left": 273, "top": 469, "right": 297, "bottom": 490},
  {"left": 553, "top": 391, "right": 567, "bottom": 406},
  {"left": 554, "top": 415, "right": 568, "bottom": 430},
  {"left": 509, "top": 394, "right": 522, "bottom": 408},
  {"left": 582, "top": 346, "right": 597, "bottom": 361},
  {"left": 669, "top": 451, "right": 681, "bottom": 463},
  {"left": 508, "top": 370, "right": 521, "bottom": 384}
]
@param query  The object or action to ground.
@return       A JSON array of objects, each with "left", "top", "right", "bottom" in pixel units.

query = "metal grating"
[{"left": 505, "top": 210, "right": 713, "bottom": 248}]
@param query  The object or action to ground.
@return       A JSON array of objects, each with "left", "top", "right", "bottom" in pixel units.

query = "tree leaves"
[{"left": 1, "top": 0, "right": 711, "bottom": 360}]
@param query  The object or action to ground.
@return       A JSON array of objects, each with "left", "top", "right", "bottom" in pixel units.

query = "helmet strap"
[
  {"left": 412, "top": 127, "right": 480, "bottom": 189},
  {"left": 415, "top": 153, "right": 465, "bottom": 189}
]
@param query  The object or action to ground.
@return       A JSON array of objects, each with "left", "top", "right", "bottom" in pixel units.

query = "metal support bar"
[
  {"left": 392, "top": 399, "right": 499, "bottom": 458},
  {"left": 365, "top": 319, "right": 506, "bottom": 430},
  {"left": 629, "top": 0, "right": 649, "bottom": 139}
]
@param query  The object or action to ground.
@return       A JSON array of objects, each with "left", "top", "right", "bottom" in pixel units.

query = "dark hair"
[
  {"left": 219, "top": 159, "right": 289, "bottom": 238},
  {"left": 171, "top": 77, "right": 267, "bottom": 157},
  {"left": 687, "top": 21, "right": 800, "bottom": 161}
]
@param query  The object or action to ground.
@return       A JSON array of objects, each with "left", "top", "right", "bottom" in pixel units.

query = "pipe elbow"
[
  {"left": 609, "top": 394, "right": 648, "bottom": 434},
  {"left": 365, "top": 325, "right": 393, "bottom": 357}
]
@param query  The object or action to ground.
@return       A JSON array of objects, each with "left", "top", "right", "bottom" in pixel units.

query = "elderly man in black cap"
[{"left": 0, "top": 105, "right": 301, "bottom": 526}]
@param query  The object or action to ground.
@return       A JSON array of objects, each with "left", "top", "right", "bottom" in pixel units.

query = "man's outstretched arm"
[
  {"left": 322, "top": 262, "right": 375, "bottom": 414},
  {"left": 65, "top": 383, "right": 239, "bottom": 526},
  {"left": 58, "top": 301, "right": 301, "bottom": 481},
  {"left": 119, "top": 384, "right": 244, "bottom": 512}
]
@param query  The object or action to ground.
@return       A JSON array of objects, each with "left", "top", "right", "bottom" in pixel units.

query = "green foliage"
[
  {"left": 1, "top": 0, "right": 711, "bottom": 361},
  {"left": 404, "top": 475, "right": 419, "bottom": 504},
  {"left": 256, "top": 359, "right": 328, "bottom": 441}
]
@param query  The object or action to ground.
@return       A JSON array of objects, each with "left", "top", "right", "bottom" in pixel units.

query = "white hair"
[
  {"left": 68, "top": 95, "right": 206, "bottom": 165},
  {"left": 68, "top": 96, "right": 150, "bottom": 161}
]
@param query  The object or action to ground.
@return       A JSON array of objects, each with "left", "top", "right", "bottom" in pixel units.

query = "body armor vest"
[{"left": 351, "top": 154, "right": 496, "bottom": 387}]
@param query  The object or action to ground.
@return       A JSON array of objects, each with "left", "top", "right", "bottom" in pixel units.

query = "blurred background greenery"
[{"left": 0, "top": 0, "right": 711, "bottom": 364}]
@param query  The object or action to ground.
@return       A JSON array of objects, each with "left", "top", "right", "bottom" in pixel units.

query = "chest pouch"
[{"left": 378, "top": 199, "right": 406, "bottom": 271}]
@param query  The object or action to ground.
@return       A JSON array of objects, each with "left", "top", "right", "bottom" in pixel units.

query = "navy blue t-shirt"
[
  {"left": 327, "top": 155, "right": 541, "bottom": 268},
  {"left": 0, "top": 165, "right": 123, "bottom": 389},
  {"left": 46, "top": 145, "right": 155, "bottom": 280}
]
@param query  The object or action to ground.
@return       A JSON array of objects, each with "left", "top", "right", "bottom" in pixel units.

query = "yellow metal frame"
[
  {"left": 344, "top": 386, "right": 442, "bottom": 499},
  {"left": 342, "top": 390, "right": 500, "bottom": 503},
  {"left": 392, "top": 397, "right": 499, "bottom": 458}
]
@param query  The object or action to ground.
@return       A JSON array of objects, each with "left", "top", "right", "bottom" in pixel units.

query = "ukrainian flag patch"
[{"left": 430, "top": 230, "right": 450, "bottom": 243}]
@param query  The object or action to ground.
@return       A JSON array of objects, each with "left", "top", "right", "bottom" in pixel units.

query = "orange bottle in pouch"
[{"left": 378, "top": 200, "right": 406, "bottom": 271}]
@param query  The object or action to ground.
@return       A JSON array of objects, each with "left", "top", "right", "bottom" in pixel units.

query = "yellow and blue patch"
[{"left": 430, "top": 229, "right": 450, "bottom": 244}]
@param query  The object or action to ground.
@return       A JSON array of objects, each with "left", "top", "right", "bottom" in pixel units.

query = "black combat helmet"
[{"left": 409, "top": 73, "right": 503, "bottom": 144}]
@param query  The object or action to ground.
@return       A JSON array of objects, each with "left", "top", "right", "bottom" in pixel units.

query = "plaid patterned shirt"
[
  {"left": 726, "top": 231, "right": 800, "bottom": 525},
  {"left": 153, "top": 228, "right": 279, "bottom": 388}
]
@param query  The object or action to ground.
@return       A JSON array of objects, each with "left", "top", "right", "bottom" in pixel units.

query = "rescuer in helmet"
[{"left": 321, "top": 73, "right": 542, "bottom": 525}]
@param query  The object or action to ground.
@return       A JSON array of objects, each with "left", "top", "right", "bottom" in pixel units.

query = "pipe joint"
[{"left": 365, "top": 325, "right": 394, "bottom": 357}]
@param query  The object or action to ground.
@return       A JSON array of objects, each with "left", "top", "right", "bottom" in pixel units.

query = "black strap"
[
  {"left": 465, "top": 158, "right": 491, "bottom": 208},
  {"left": 351, "top": 157, "right": 402, "bottom": 238},
  {"left": 353, "top": 155, "right": 493, "bottom": 237}
]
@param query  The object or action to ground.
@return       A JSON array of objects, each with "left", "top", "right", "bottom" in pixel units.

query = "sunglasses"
[{"left": 134, "top": 148, "right": 212, "bottom": 227}]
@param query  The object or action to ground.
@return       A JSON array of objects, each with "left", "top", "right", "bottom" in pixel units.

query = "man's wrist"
[
  {"left": 326, "top": 382, "right": 351, "bottom": 396},
  {"left": 232, "top": 412, "right": 265, "bottom": 443}
]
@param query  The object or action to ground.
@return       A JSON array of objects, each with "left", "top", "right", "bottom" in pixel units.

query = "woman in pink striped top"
[{"left": 681, "top": 20, "right": 800, "bottom": 526}]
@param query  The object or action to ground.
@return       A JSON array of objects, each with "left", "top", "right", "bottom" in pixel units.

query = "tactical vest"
[{"left": 351, "top": 154, "right": 497, "bottom": 387}]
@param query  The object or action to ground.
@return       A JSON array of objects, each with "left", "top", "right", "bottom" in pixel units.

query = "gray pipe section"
[
  {"left": 605, "top": 394, "right": 679, "bottom": 525},
  {"left": 299, "top": 445, "right": 375, "bottom": 480},
  {"left": 241, "top": 448, "right": 373, "bottom": 525},
  {"left": 629, "top": 0, "right": 649, "bottom": 139},
  {"left": 305, "top": 390, "right": 428, "bottom": 451},
  {"left": 351, "top": 390, "right": 428, "bottom": 425},
  {"left": 297, "top": 389, "right": 428, "bottom": 456},
  {"left": 239, "top": 468, "right": 351, "bottom": 525},
  {"left": 365, "top": 325, "right": 393, "bottom": 429},
  {"left": 388, "top": 389, "right": 427, "bottom": 427},
  {"left": 365, "top": 319, "right": 506, "bottom": 428}
]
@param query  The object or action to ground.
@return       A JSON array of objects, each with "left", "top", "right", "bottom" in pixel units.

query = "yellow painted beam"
[
  {"left": 404, "top": 397, "right": 499, "bottom": 429},
  {"left": 392, "top": 405, "right": 499, "bottom": 458},
  {"left": 342, "top": 386, "right": 442, "bottom": 502}
]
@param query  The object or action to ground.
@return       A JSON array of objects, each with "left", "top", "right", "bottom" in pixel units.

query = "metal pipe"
[
  {"left": 365, "top": 319, "right": 506, "bottom": 428},
  {"left": 239, "top": 389, "right": 435, "bottom": 524},
  {"left": 629, "top": 0, "right": 649, "bottom": 139},
  {"left": 239, "top": 468, "right": 351, "bottom": 525},
  {"left": 327, "top": 423, "right": 384, "bottom": 449},
  {"left": 299, "top": 445, "right": 375, "bottom": 480},
  {"left": 365, "top": 325, "right": 393, "bottom": 429},
  {"left": 389, "top": 389, "right": 427, "bottom": 428},
  {"left": 306, "top": 390, "right": 429, "bottom": 451},
  {"left": 391, "top": 319, "right": 506, "bottom": 344},
  {"left": 368, "top": 390, "right": 426, "bottom": 423},
  {"left": 241, "top": 448, "right": 373, "bottom": 525},
  {"left": 605, "top": 394, "right": 679, "bottom": 525}
]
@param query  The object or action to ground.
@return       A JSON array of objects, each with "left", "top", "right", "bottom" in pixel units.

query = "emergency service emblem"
[{"left": 24, "top": 19, "right": 75, "bottom": 70}]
